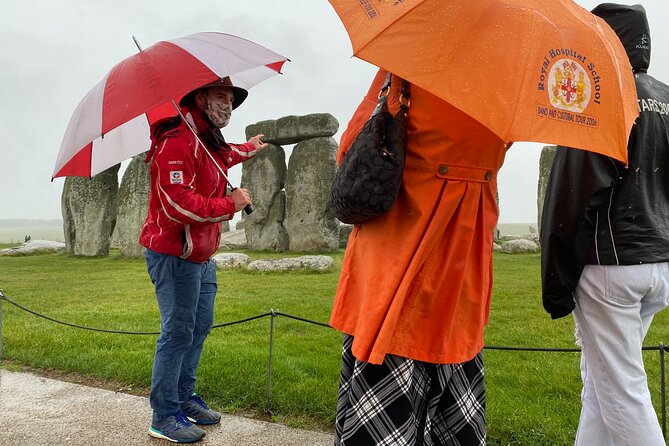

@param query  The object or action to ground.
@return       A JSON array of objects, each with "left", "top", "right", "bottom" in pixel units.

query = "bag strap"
[{"left": 378, "top": 72, "right": 411, "bottom": 117}]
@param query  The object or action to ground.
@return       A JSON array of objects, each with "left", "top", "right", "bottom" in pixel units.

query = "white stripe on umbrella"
[
  {"left": 53, "top": 74, "right": 108, "bottom": 178},
  {"left": 91, "top": 114, "right": 151, "bottom": 177},
  {"left": 170, "top": 33, "right": 286, "bottom": 89}
]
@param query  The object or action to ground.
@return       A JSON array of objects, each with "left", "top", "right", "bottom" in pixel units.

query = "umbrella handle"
[{"left": 230, "top": 187, "right": 254, "bottom": 215}]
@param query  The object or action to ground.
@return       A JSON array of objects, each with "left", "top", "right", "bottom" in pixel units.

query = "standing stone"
[
  {"left": 240, "top": 144, "right": 289, "bottom": 251},
  {"left": 111, "top": 154, "right": 150, "bottom": 257},
  {"left": 339, "top": 224, "right": 353, "bottom": 249},
  {"left": 62, "top": 165, "right": 120, "bottom": 256},
  {"left": 537, "top": 145, "right": 557, "bottom": 233},
  {"left": 219, "top": 229, "right": 247, "bottom": 250},
  {"left": 285, "top": 137, "right": 339, "bottom": 251}
]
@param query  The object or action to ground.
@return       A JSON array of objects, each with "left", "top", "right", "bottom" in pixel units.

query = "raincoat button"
[
  {"left": 438, "top": 165, "right": 449, "bottom": 175},
  {"left": 485, "top": 171, "right": 493, "bottom": 181}
]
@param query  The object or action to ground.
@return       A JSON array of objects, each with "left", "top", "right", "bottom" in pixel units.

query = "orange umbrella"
[{"left": 329, "top": 0, "right": 638, "bottom": 163}]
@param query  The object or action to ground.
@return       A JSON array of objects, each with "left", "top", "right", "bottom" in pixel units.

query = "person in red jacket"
[{"left": 140, "top": 77, "right": 267, "bottom": 443}]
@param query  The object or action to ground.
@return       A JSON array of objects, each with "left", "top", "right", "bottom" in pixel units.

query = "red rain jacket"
[{"left": 139, "top": 106, "right": 257, "bottom": 263}]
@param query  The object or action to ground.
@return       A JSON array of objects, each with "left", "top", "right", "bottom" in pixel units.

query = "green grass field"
[{"left": 1, "top": 250, "right": 668, "bottom": 445}]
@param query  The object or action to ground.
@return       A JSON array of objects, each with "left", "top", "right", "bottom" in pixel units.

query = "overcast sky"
[{"left": 2, "top": 0, "right": 667, "bottom": 224}]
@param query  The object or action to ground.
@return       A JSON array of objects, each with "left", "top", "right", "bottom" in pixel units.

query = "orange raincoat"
[{"left": 330, "top": 69, "right": 509, "bottom": 365}]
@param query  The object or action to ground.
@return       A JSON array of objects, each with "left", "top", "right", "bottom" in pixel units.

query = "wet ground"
[{"left": 0, "top": 369, "right": 333, "bottom": 446}]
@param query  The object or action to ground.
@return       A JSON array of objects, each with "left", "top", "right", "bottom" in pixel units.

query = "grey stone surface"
[
  {"left": 61, "top": 165, "right": 120, "bottom": 256},
  {"left": 241, "top": 144, "right": 288, "bottom": 251},
  {"left": 246, "top": 114, "right": 339, "bottom": 146},
  {"left": 247, "top": 255, "right": 334, "bottom": 272},
  {"left": 111, "top": 154, "right": 149, "bottom": 257},
  {"left": 499, "top": 238, "right": 540, "bottom": 254},
  {"left": 213, "top": 253, "right": 250, "bottom": 269},
  {"left": 219, "top": 229, "right": 247, "bottom": 250},
  {"left": 284, "top": 137, "right": 339, "bottom": 252},
  {"left": 498, "top": 233, "right": 539, "bottom": 244},
  {"left": 0, "top": 240, "right": 65, "bottom": 256},
  {"left": 0, "top": 370, "right": 333, "bottom": 446},
  {"left": 537, "top": 145, "right": 557, "bottom": 233},
  {"left": 498, "top": 235, "right": 525, "bottom": 242},
  {"left": 338, "top": 224, "right": 353, "bottom": 249}
]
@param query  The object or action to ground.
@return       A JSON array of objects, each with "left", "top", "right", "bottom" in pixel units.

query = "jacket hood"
[{"left": 591, "top": 3, "right": 650, "bottom": 73}]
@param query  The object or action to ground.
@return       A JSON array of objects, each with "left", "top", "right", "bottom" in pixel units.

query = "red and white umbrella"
[{"left": 53, "top": 32, "right": 288, "bottom": 179}]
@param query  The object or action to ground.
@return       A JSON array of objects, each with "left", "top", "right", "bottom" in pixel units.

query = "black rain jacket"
[{"left": 540, "top": 4, "right": 669, "bottom": 319}]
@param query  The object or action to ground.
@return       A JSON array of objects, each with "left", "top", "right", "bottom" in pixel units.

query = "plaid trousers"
[{"left": 335, "top": 335, "right": 486, "bottom": 446}]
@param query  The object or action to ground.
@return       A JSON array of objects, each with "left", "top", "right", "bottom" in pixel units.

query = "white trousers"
[{"left": 573, "top": 262, "right": 669, "bottom": 446}]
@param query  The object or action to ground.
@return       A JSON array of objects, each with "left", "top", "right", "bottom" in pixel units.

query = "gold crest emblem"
[{"left": 549, "top": 59, "right": 590, "bottom": 112}]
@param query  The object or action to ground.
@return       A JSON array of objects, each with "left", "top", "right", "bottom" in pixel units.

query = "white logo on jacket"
[{"left": 170, "top": 171, "right": 184, "bottom": 184}]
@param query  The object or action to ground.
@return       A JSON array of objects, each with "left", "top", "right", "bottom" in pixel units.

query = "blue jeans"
[{"left": 145, "top": 249, "right": 217, "bottom": 421}]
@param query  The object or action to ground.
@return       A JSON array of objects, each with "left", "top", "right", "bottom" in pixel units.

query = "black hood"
[{"left": 591, "top": 3, "right": 650, "bottom": 73}]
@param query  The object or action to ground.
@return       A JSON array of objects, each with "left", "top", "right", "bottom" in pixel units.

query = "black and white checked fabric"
[{"left": 335, "top": 335, "right": 485, "bottom": 446}]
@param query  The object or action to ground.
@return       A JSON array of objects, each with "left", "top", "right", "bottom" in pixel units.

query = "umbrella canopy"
[
  {"left": 328, "top": 0, "right": 638, "bottom": 163},
  {"left": 53, "top": 32, "right": 288, "bottom": 179}
]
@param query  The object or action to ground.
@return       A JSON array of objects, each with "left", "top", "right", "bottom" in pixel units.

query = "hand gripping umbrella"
[
  {"left": 53, "top": 32, "right": 288, "bottom": 188},
  {"left": 328, "top": 0, "right": 638, "bottom": 163}
]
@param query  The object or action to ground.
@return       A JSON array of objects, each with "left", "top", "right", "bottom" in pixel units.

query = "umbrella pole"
[
  {"left": 133, "top": 36, "right": 253, "bottom": 215},
  {"left": 169, "top": 102, "right": 254, "bottom": 215}
]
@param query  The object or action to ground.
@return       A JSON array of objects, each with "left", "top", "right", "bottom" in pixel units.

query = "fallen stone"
[
  {"left": 500, "top": 239, "right": 540, "bottom": 254},
  {"left": 0, "top": 240, "right": 66, "bottom": 256},
  {"left": 213, "top": 253, "right": 251, "bottom": 270},
  {"left": 247, "top": 255, "right": 334, "bottom": 272}
]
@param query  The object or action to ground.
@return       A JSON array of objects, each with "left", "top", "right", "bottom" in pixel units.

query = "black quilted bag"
[{"left": 331, "top": 73, "right": 410, "bottom": 224}]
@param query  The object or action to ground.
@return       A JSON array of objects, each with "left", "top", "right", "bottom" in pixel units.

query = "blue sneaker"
[
  {"left": 148, "top": 411, "right": 205, "bottom": 443},
  {"left": 180, "top": 394, "right": 222, "bottom": 425}
]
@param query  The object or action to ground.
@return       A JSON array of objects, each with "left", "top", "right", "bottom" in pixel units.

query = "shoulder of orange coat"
[{"left": 337, "top": 69, "right": 404, "bottom": 165}]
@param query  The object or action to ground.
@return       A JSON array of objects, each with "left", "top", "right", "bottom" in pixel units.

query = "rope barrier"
[
  {"left": 273, "top": 311, "right": 331, "bottom": 328},
  {"left": 0, "top": 292, "right": 278, "bottom": 335},
  {"left": 2, "top": 290, "right": 669, "bottom": 353},
  {"left": 0, "top": 291, "right": 159, "bottom": 335}
]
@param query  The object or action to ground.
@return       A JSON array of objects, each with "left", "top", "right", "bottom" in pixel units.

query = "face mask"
[{"left": 204, "top": 99, "right": 232, "bottom": 128}]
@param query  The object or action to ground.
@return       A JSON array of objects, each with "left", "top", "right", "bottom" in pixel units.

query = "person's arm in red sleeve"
[
  {"left": 153, "top": 134, "right": 237, "bottom": 223},
  {"left": 223, "top": 134, "right": 269, "bottom": 167}
]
